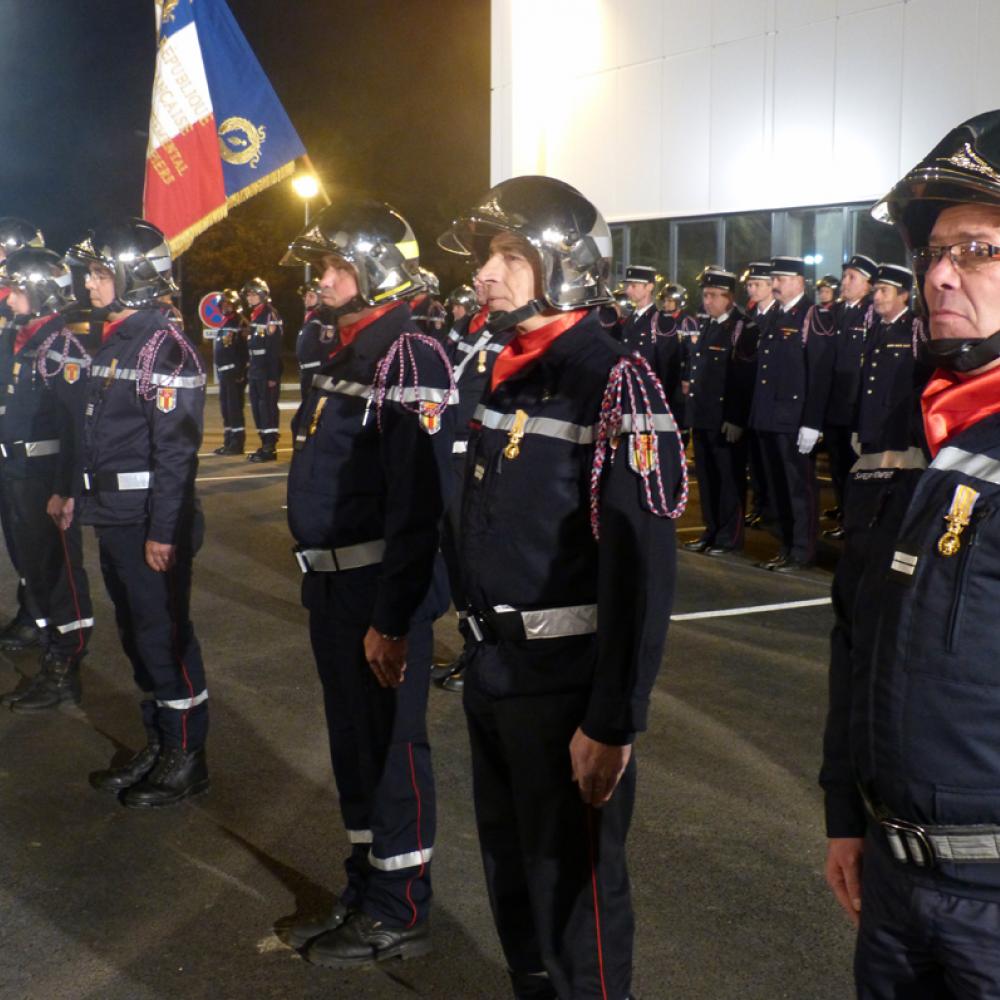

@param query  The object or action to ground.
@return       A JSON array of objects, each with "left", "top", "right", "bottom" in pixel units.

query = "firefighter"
[
  {"left": 243, "top": 276, "right": 283, "bottom": 462},
  {"left": 211, "top": 288, "right": 248, "bottom": 455}
]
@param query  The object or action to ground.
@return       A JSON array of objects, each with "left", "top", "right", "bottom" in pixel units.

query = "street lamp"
[{"left": 292, "top": 173, "right": 320, "bottom": 281}]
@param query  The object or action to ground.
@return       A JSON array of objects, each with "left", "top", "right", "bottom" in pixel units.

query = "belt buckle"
[{"left": 882, "top": 817, "right": 936, "bottom": 867}]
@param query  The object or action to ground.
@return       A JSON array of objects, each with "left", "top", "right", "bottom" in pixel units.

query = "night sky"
[{"left": 0, "top": 0, "right": 490, "bottom": 294}]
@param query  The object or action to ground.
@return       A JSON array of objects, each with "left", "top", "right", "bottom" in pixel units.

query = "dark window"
[
  {"left": 628, "top": 219, "right": 670, "bottom": 275},
  {"left": 675, "top": 219, "right": 720, "bottom": 299},
  {"left": 852, "top": 208, "right": 907, "bottom": 266},
  {"left": 725, "top": 212, "right": 771, "bottom": 275}
]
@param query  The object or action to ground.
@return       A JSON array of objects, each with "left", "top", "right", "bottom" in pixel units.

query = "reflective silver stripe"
[
  {"left": 473, "top": 405, "right": 675, "bottom": 445},
  {"left": 368, "top": 846, "right": 434, "bottom": 872},
  {"left": 494, "top": 603, "right": 599, "bottom": 639},
  {"left": 891, "top": 553, "right": 918, "bottom": 576},
  {"left": 260, "top": 427, "right": 280, "bottom": 434},
  {"left": 117, "top": 471, "right": 151, "bottom": 490},
  {"left": 216, "top": 364, "right": 235, "bottom": 372},
  {"left": 231, "top": 425, "right": 245, "bottom": 432},
  {"left": 851, "top": 448, "right": 927, "bottom": 472},
  {"left": 34, "top": 618, "right": 47, "bottom": 628},
  {"left": 930, "top": 831, "right": 1000, "bottom": 862},
  {"left": 295, "top": 540, "right": 386, "bottom": 573},
  {"left": 0, "top": 406, "right": 5, "bottom": 415},
  {"left": 249, "top": 349, "right": 267, "bottom": 356},
  {"left": 347, "top": 829, "right": 373, "bottom": 845},
  {"left": 453, "top": 440, "right": 468, "bottom": 455},
  {"left": 300, "top": 361, "right": 322, "bottom": 369},
  {"left": 383, "top": 385, "right": 458, "bottom": 405},
  {"left": 0, "top": 439, "right": 60, "bottom": 458},
  {"left": 931, "top": 446, "right": 1000, "bottom": 486},
  {"left": 455, "top": 340, "right": 503, "bottom": 356},
  {"left": 313, "top": 375, "right": 372, "bottom": 399},
  {"left": 55, "top": 617, "right": 94, "bottom": 634},
  {"left": 90, "top": 365, "right": 205, "bottom": 389},
  {"left": 452, "top": 330, "right": 496, "bottom": 381},
  {"left": 157, "top": 690, "right": 209, "bottom": 710}
]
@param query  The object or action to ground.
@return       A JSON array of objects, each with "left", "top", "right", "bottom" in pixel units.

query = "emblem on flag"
[
  {"left": 218, "top": 116, "right": 266, "bottom": 168},
  {"left": 419, "top": 401, "right": 441, "bottom": 435},
  {"left": 63, "top": 362, "right": 81, "bottom": 385},
  {"left": 157, "top": 386, "right": 178, "bottom": 413}
]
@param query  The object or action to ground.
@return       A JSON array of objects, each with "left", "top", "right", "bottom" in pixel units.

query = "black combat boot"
[
  {"left": 213, "top": 430, "right": 231, "bottom": 455},
  {"left": 0, "top": 617, "right": 42, "bottom": 652},
  {"left": 248, "top": 446, "right": 277, "bottom": 463},
  {"left": 89, "top": 736, "right": 161, "bottom": 792},
  {"left": 8, "top": 651, "right": 82, "bottom": 712},
  {"left": 306, "top": 912, "right": 430, "bottom": 968},
  {"left": 281, "top": 900, "right": 355, "bottom": 950},
  {"left": 228, "top": 432, "right": 245, "bottom": 455},
  {"left": 121, "top": 745, "right": 209, "bottom": 808}
]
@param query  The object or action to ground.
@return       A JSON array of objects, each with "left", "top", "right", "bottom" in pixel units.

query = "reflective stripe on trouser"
[
  {"left": 0, "top": 473, "right": 93, "bottom": 656},
  {"left": 758, "top": 430, "right": 818, "bottom": 563},
  {"left": 94, "top": 516, "right": 208, "bottom": 749},
  {"left": 303, "top": 570, "right": 435, "bottom": 927},
  {"left": 854, "top": 831, "right": 1000, "bottom": 999},
  {"left": 463, "top": 651, "right": 635, "bottom": 1000},
  {"left": 248, "top": 377, "right": 279, "bottom": 444},
  {"left": 218, "top": 374, "right": 246, "bottom": 445}
]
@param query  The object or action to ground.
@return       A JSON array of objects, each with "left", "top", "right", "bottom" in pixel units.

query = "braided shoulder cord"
[
  {"left": 35, "top": 329, "right": 93, "bottom": 384},
  {"left": 135, "top": 327, "right": 204, "bottom": 401},
  {"left": 371, "top": 331, "right": 457, "bottom": 431},
  {"left": 808, "top": 304, "right": 837, "bottom": 337},
  {"left": 589, "top": 353, "right": 689, "bottom": 540},
  {"left": 654, "top": 310, "right": 679, "bottom": 337},
  {"left": 911, "top": 314, "right": 927, "bottom": 357}
]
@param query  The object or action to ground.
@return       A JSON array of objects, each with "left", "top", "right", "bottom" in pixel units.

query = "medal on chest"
[
  {"left": 937, "top": 483, "right": 980, "bottom": 557},
  {"left": 504, "top": 409, "right": 529, "bottom": 460}
]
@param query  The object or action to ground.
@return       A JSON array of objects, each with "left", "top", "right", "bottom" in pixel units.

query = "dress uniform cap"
[
  {"left": 625, "top": 265, "right": 657, "bottom": 284},
  {"left": 770, "top": 256, "right": 806, "bottom": 277},
  {"left": 874, "top": 263, "right": 914, "bottom": 292},
  {"left": 437, "top": 175, "right": 612, "bottom": 312},
  {"left": 742, "top": 262, "right": 772, "bottom": 281},
  {"left": 873, "top": 110, "right": 1000, "bottom": 250},
  {"left": 281, "top": 196, "right": 424, "bottom": 312},
  {"left": 698, "top": 266, "right": 737, "bottom": 292},
  {"left": 843, "top": 254, "right": 878, "bottom": 281}
]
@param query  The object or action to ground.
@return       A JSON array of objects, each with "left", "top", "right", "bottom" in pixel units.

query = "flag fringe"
[{"left": 225, "top": 160, "right": 298, "bottom": 211}]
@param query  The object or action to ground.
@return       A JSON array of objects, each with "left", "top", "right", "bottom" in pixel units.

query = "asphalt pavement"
[{"left": 0, "top": 385, "right": 856, "bottom": 999}]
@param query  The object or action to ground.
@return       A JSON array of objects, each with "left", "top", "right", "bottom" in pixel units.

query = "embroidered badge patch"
[
  {"left": 419, "top": 400, "right": 441, "bottom": 434},
  {"left": 156, "top": 386, "right": 177, "bottom": 413},
  {"left": 63, "top": 362, "right": 81, "bottom": 385},
  {"left": 320, "top": 325, "right": 336, "bottom": 343},
  {"left": 628, "top": 432, "right": 659, "bottom": 474}
]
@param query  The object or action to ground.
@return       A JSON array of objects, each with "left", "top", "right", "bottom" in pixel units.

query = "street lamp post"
[{"left": 291, "top": 173, "right": 320, "bottom": 283}]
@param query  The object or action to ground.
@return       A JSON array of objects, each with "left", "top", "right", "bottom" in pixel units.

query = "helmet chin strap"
[
  {"left": 923, "top": 329, "right": 1000, "bottom": 372},
  {"left": 319, "top": 296, "right": 368, "bottom": 324},
  {"left": 486, "top": 298, "right": 546, "bottom": 334}
]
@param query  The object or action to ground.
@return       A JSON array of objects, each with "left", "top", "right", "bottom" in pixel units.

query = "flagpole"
[{"left": 302, "top": 154, "right": 331, "bottom": 207}]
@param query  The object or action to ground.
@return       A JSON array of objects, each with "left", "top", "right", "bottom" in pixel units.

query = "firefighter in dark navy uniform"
[
  {"left": 820, "top": 254, "right": 877, "bottom": 537},
  {"left": 211, "top": 288, "right": 248, "bottom": 455},
  {"left": 64, "top": 219, "right": 209, "bottom": 808},
  {"left": 749, "top": 256, "right": 817, "bottom": 570},
  {"left": 0, "top": 249, "right": 93, "bottom": 711},
  {"left": 434, "top": 279, "right": 509, "bottom": 693},
  {"left": 741, "top": 261, "right": 776, "bottom": 528},
  {"left": 243, "top": 276, "right": 283, "bottom": 462},
  {"left": 820, "top": 111, "right": 1000, "bottom": 997},
  {"left": 682, "top": 267, "right": 757, "bottom": 555},
  {"left": 0, "top": 218, "right": 47, "bottom": 653},
  {"left": 440, "top": 175, "right": 687, "bottom": 1000},
  {"left": 410, "top": 268, "right": 448, "bottom": 341},
  {"left": 295, "top": 277, "right": 331, "bottom": 399},
  {"left": 611, "top": 264, "right": 683, "bottom": 416},
  {"left": 277, "top": 197, "right": 457, "bottom": 968}
]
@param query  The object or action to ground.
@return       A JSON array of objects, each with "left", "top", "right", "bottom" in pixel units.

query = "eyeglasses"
[{"left": 911, "top": 242, "right": 1000, "bottom": 274}]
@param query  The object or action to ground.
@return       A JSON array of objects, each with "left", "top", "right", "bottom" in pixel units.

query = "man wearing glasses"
[{"left": 821, "top": 110, "right": 1000, "bottom": 996}]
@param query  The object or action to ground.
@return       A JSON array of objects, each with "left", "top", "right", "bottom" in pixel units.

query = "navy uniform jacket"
[
  {"left": 286, "top": 302, "right": 457, "bottom": 637},
  {"left": 856, "top": 309, "right": 931, "bottom": 453},
  {"left": 749, "top": 296, "right": 812, "bottom": 434},
  {"left": 296, "top": 307, "right": 333, "bottom": 382},
  {"left": 78, "top": 309, "right": 205, "bottom": 545},
  {"left": 411, "top": 295, "right": 447, "bottom": 341},
  {"left": 0, "top": 314, "right": 90, "bottom": 497},
  {"left": 247, "top": 302, "right": 283, "bottom": 381},
  {"left": 826, "top": 297, "right": 872, "bottom": 427},
  {"left": 610, "top": 305, "right": 683, "bottom": 410},
  {"left": 213, "top": 314, "right": 248, "bottom": 379},
  {"left": 461, "top": 309, "right": 685, "bottom": 744},
  {"left": 823, "top": 415, "right": 1000, "bottom": 893},
  {"left": 684, "top": 307, "right": 757, "bottom": 431},
  {"left": 801, "top": 303, "right": 840, "bottom": 429}
]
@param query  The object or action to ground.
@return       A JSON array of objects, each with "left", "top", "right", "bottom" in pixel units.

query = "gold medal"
[
  {"left": 937, "top": 483, "right": 980, "bottom": 557},
  {"left": 477, "top": 350, "right": 487, "bottom": 374},
  {"left": 504, "top": 409, "right": 529, "bottom": 460},
  {"left": 308, "top": 396, "right": 328, "bottom": 436}
]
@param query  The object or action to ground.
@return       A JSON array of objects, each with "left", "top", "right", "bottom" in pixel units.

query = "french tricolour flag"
[{"left": 143, "top": 0, "right": 306, "bottom": 255}]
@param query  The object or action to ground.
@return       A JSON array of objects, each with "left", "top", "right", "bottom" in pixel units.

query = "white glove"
[
  {"left": 851, "top": 431, "right": 861, "bottom": 456},
  {"left": 721, "top": 421, "right": 743, "bottom": 444},
  {"left": 797, "top": 426, "right": 821, "bottom": 454}
]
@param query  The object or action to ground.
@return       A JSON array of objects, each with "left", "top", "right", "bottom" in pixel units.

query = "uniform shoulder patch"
[
  {"left": 63, "top": 362, "right": 81, "bottom": 384},
  {"left": 156, "top": 386, "right": 177, "bottom": 413}
]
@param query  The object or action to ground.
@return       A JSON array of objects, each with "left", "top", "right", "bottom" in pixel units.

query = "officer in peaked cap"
[
  {"left": 683, "top": 267, "right": 757, "bottom": 556},
  {"left": 820, "top": 110, "right": 1000, "bottom": 996},
  {"left": 748, "top": 256, "right": 818, "bottom": 570}
]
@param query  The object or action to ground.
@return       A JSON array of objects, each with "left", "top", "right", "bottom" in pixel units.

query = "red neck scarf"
[
  {"left": 491, "top": 310, "right": 587, "bottom": 391},
  {"left": 469, "top": 308, "right": 488, "bottom": 336},
  {"left": 332, "top": 301, "right": 401, "bottom": 357},
  {"left": 922, "top": 365, "right": 1000, "bottom": 456},
  {"left": 251, "top": 303, "right": 267, "bottom": 322},
  {"left": 102, "top": 316, "right": 128, "bottom": 343},
  {"left": 14, "top": 316, "right": 50, "bottom": 354}
]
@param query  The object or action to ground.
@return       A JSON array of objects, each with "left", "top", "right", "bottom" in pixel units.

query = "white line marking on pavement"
[
  {"left": 197, "top": 472, "right": 287, "bottom": 483},
  {"left": 671, "top": 597, "right": 832, "bottom": 621}
]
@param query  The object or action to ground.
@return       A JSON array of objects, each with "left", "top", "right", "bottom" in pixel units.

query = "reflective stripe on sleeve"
[
  {"left": 931, "top": 446, "right": 1000, "bottom": 486},
  {"left": 473, "top": 406, "right": 676, "bottom": 445},
  {"left": 312, "top": 376, "right": 371, "bottom": 399},
  {"left": 852, "top": 448, "right": 927, "bottom": 472},
  {"left": 383, "top": 385, "right": 458, "bottom": 405},
  {"left": 90, "top": 365, "right": 205, "bottom": 389}
]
